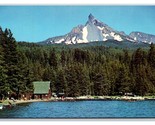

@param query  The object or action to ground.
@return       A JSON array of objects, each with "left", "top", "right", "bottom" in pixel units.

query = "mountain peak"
[
  {"left": 88, "top": 13, "right": 95, "bottom": 22},
  {"left": 40, "top": 14, "right": 155, "bottom": 45}
]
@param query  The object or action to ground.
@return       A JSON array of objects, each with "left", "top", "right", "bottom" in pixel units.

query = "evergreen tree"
[
  {"left": 49, "top": 68, "right": 57, "bottom": 93},
  {"left": 2, "top": 29, "right": 19, "bottom": 98},
  {"left": 61, "top": 50, "right": 66, "bottom": 67},
  {"left": 15, "top": 51, "right": 33, "bottom": 99},
  {"left": 56, "top": 69, "right": 67, "bottom": 95},
  {"left": 91, "top": 64, "right": 110, "bottom": 96},
  {"left": 42, "top": 64, "right": 52, "bottom": 81},
  {"left": 148, "top": 43, "right": 155, "bottom": 68},
  {"left": 75, "top": 63, "right": 90, "bottom": 96},
  {"left": 115, "top": 64, "right": 131, "bottom": 94},
  {"left": 65, "top": 64, "right": 79, "bottom": 97},
  {"left": 0, "top": 41, "right": 7, "bottom": 99},
  {"left": 49, "top": 48, "right": 58, "bottom": 69}
]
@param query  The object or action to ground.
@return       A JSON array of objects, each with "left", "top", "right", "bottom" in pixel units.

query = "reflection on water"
[{"left": 0, "top": 100, "right": 155, "bottom": 118}]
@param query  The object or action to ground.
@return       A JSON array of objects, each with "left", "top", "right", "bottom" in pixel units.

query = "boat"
[
  {"left": 0, "top": 100, "right": 16, "bottom": 109},
  {"left": 0, "top": 103, "right": 3, "bottom": 110}
]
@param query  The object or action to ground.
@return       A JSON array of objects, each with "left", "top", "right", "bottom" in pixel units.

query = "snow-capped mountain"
[
  {"left": 129, "top": 32, "right": 155, "bottom": 44},
  {"left": 40, "top": 14, "right": 154, "bottom": 45}
]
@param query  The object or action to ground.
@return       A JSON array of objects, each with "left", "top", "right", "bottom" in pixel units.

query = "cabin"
[{"left": 33, "top": 81, "right": 51, "bottom": 100}]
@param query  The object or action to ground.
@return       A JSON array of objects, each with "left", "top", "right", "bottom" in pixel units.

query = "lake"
[{"left": 1, "top": 100, "right": 155, "bottom": 118}]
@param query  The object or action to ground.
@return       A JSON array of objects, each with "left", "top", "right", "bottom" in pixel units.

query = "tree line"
[
  {"left": 1, "top": 27, "right": 155, "bottom": 99},
  {"left": 0, "top": 28, "right": 33, "bottom": 99}
]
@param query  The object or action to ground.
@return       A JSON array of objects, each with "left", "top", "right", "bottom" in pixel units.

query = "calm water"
[{"left": 1, "top": 100, "right": 155, "bottom": 118}]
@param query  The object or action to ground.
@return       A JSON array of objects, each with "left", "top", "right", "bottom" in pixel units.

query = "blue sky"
[{"left": 0, "top": 6, "right": 155, "bottom": 42}]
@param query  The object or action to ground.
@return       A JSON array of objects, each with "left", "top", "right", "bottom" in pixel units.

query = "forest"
[{"left": 1, "top": 27, "right": 155, "bottom": 99}]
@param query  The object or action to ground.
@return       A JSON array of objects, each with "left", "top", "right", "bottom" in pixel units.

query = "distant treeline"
[{"left": 1, "top": 28, "right": 155, "bottom": 99}]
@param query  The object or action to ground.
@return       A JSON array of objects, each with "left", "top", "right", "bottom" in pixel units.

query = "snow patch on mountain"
[
  {"left": 86, "top": 20, "right": 104, "bottom": 42},
  {"left": 103, "top": 33, "right": 109, "bottom": 38},
  {"left": 126, "top": 38, "right": 135, "bottom": 42},
  {"left": 82, "top": 26, "right": 88, "bottom": 42},
  {"left": 71, "top": 37, "right": 76, "bottom": 44},
  {"left": 110, "top": 32, "right": 123, "bottom": 41},
  {"left": 110, "top": 32, "right": 115, "bottom": 37},
  {"left": 114, "top": 34, "right": 123, "bottom": 41},
  {"left": 103, "top": 38, "right": 107, "bottom": 41},
  {"left": 65, "top": 40, "right": 72, "bottom": 45},
  {"left": 55, "top": 38, "right": 65, "bottom": 44},
  {"left": 97, "top": 26, "right": 105, "bottom": 30}
]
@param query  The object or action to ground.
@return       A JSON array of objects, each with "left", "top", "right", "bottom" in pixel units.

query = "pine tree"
[
  {"left": 42, "top": 64, "right": 52, "bottom": 81},
  {"left": 148, "top": 43, "right": 155, "bottom": 68},
  {"left": 75, "top": 63, "right": 90, "bottom": 96},
  {"left": 61, "top": 50, "right": 66, "bottom": 67},
  {"left": 49, "top": 68, "right": 57, "bottom": 93},
  {"left": 91, "top": 63, "right": 110, "bottom": 96},
  {"left": 1, "top": 29, "right": 19, "bottom": 98},
  {"left": 115, "top": 64, "right": 131, "bottom": 94},
  {"left": 49, "top": 48, "right": 58, "bottom": 69},
  {"left": 56, "top": 69, "right": 67, "bottom": 95},
  {"left": 15, "top": 51, "right": 33, "bottom": 99},
  {"left": 123, "top": 49, "right": 131, "bottom": 65},
  {"left": 65, "top": 64, "right": 79, "bottom": 97},
  {"left": 0, "top": 39, "right": 7, "bottom": 99}
]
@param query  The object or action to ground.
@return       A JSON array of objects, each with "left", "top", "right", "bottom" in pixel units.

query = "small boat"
[
  {"left": 1, "top": 100, "right": 16, "bottom": 109},
  {"left": 0, "top": 103, "right": 3, "bottom": 110}
]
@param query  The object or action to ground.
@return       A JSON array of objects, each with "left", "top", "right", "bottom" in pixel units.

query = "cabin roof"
[{"left": 33, "top": 81, "right": 50, "bottom": 94}]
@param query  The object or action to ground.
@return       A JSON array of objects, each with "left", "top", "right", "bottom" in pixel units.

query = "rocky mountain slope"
[{"left": 39, "top": 14, "right": 155, "bottom": 45}]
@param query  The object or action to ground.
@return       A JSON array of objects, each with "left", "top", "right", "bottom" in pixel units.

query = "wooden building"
[{"left": 33, "top": 81, "right": 51, "bottom": 100}]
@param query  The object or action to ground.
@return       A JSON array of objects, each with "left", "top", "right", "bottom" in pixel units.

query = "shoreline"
[
  {"left": 13, "top": 95, "right": 155, "bottom": 104},
  {"left": 1, "top": 95, "right": 155, "bottom": 106},
  {"left": 15, "top": 99, "right": 50, "bottom": 104}
]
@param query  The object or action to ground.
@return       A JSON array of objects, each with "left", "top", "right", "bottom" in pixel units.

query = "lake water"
[{"left": 1, "top": 100, "right": 155, "bottom": 118}]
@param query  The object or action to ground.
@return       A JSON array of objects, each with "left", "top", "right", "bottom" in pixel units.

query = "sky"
[{"left": 0, "top": 6, "right": 155, "bottom": 42}]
